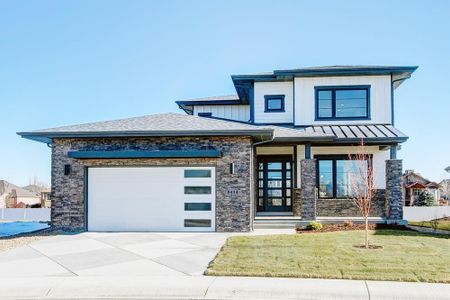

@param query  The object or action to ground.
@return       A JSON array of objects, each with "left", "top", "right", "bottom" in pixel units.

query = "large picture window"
[
  {"left": 316, "top": 156, "right": 369, "bottom": 199},
  {"left": 315, "top": 86, "right": 370, "bottom": 120}
]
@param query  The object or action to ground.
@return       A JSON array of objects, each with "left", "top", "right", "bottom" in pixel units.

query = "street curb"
[{"left": 0, "top": 276, "right": 448, "bottom": 300}]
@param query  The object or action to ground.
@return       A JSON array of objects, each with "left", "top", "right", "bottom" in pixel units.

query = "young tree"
[{"left": 348, "top": 140, "right": 374, "bottom": 249}]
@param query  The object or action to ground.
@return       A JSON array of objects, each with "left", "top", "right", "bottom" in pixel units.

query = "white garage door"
[{"left": 87, "top": 167, "right": 215, "bottom": 232}]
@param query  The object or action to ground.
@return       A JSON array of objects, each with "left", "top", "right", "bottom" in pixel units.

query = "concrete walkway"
[
  {"left": 0, "top": 275, "right": 448, "bottom": 299},
  {"left": 406, "top": 224, "right": 450, "bottom": 235}
]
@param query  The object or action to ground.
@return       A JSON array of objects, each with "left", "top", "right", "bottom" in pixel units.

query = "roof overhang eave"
[
  {"left": 269, "top": 136, "right": 408, "bottom": 144},
  {"left": 272, "top": 136, "right": 335, "bottom": 143},
  {"left": 18, "top": 129, "right": 274, "bottom": 143},
  {"left": 232, "top": 67, "right": 418, "bottom": 82}
]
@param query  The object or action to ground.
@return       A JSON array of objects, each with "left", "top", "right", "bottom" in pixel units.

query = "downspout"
[{"left": 390, "top": 74, "right": 411, "bottom": 158}]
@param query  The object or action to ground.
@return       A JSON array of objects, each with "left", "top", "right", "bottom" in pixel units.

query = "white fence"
[
  {"left": 403, "top": 206, "right": 450, "bottom": 222},
  {"left": 0, "top": 208, "right": 51, "bottom": 222}
]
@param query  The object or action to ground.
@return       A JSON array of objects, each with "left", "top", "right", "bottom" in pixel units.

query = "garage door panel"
[{"left": 87, "top": 167, "right": 215, "bottom": 232}]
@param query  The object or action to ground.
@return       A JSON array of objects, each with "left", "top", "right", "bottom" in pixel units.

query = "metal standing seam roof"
[{"left": 301, "top": 124, "right": 408, "bottom": 142}]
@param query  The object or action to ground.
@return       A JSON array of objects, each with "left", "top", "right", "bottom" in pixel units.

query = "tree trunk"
[{"left": 365, "top": 216, "right": 369, "bottom": 248}]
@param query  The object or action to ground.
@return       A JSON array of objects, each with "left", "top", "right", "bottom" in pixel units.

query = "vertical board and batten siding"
[
  {"left": 193, "top": 105, "right": 250, "bottom": 122},
  {"left": 294, "top": 75, "right": 392, "bottom": 126},
  {"left": 254, "top": 81, "right": 294, "bottom": 124}
]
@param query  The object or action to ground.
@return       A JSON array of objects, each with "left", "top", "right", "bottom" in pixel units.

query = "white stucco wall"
[
  {"left": 254, "top": 81, "right": 293, "bottom": 124},
  {"left": 256, "top": 146, "right": 294, "bottom": 156},
  {"left": 193, "top": 105, "right": 250, "bottom": 122},
  {"left": 294, "top": 75, "right": 392, "bottom": 125}
]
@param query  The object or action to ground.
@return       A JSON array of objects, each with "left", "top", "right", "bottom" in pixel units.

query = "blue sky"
[{"left": 1, "top": 0, "right": 449, "bottom": 186}]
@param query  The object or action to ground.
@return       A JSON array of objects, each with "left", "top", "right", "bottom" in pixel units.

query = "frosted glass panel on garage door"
[{"left": 87, "top": 167, "right": 215, "bottom": 232}]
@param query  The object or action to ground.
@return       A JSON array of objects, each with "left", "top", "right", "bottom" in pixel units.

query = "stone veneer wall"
[
  {"left": 386, "top": 159, "right": 403, "bottom": 220},
  {"left": 300, "top": 159, "right": 316, "bottom": 219},
  {"left": 292, "top": 188, "right": 302, "bottom": 217},
  {"left": 316, "top": 189, "right": 386, "bottom": 217},
  {"left": 50, "top": 136, "right": 253, "bottom": 232}
]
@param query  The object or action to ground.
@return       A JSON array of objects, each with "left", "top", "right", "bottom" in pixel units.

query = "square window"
[{"left": 264, "top": 95, "right": 285, "bottom": 112}]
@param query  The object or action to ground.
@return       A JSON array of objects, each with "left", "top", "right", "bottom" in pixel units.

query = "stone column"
[
  {"left": 300, "top": 159, "right": 316, "bottom": 220},
  {"left": 292, "top": 189, "right": 302, "bottom": 216},
  {"left": 386, "top": 159, "right": 403, "bottom": 220}
]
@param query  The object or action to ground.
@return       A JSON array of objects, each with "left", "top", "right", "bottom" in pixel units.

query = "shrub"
[
  {"left": 305, "top": 221, "right": 323, "bottom": 231},
  {"left": 343, "top": 220, "right": 354, "bottom": 227},
  {"left": 414, "top": 190, "right": 436, "bottom": 207}
]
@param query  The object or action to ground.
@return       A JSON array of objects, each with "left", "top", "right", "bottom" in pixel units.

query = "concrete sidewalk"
[{"left": 0, "top": 275, "right": 448, "bottom": 300}]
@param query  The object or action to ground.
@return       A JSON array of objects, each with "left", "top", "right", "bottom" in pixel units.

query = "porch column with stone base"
[
  {"left": 300, "top": 159, "right": 316, "bottom": 220},
  {"left": 386, "top": 159, "right": 403, "bottom": 220}
]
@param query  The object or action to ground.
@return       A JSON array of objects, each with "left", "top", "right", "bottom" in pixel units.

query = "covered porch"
[{"left": 252, "top": 124, "right": 406, "bottom": 228}]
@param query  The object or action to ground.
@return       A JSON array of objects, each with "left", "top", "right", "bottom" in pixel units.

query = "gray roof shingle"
[{"left": 18, "top": 113, "right": 407, "bottom": 144}]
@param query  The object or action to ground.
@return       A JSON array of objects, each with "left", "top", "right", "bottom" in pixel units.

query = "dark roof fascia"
[
  {"left": 231, "top": 66, "right": 418, "bottom": 82},
  {"left": 68, "top": 150, "right": 222, "bottom": 159},
  {"left": 175, "top": 100, "right": 243, "bottom": 106},
  {"left": 18, "top": 129, "right": 274, "bottom": 143},
  {"left": 270, "top": 136, "right": 408, "bottom": 144},
  {"left": 274, "top": 66, "right": 418, "bottom": 77}
]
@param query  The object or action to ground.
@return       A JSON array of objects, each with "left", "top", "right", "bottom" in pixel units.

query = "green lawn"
[
  {"left": 409, "top": 220, "right": 450, "bottom": 231},
  {"left": 207, "top": 230, "right": 450, "bottom": 283}
]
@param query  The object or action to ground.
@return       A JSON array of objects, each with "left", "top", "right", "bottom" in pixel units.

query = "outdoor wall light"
[
  {"left": 230, "top": 163, "right": 235, "bottom": 174},
  {"left": 64, "top": 164, "right": 71, "bottom": 176}
]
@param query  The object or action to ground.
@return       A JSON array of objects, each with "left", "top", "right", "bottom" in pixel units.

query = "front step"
[
  {"left": 253, "top": 217, "right": 308, "bottom": 229},
  {"left": 253, "top": 216, "right": 386, "bottom": 229}
]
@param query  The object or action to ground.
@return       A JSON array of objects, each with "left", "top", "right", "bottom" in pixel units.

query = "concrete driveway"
[{"left": 0, "top": 231, "right": 232, "bottom": 277}]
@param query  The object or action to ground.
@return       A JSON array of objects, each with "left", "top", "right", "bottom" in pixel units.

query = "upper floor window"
[
  {"left": 315, "top": 86, "right": 370, "bottom": 120},
  {"left": 264, "top": 95, "right": 285, "bottom": 112}
]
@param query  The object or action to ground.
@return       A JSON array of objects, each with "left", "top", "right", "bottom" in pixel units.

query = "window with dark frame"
[
  {"left": 198, "top": 112, "right": 212, "bottom": 117},
  {"left": 315, "top": 86, "right": 370, "bottom": 120},
  {"left": 184, "top": 186, "right": 212, "bottom": 194},
  {"left": 184, "top": 169, "right": 211, "bottom": 178},
  {"left": 184, "top": 203, "right": 212, "bottom": 211},
  {"left": 316, "top": 155, "right": 369, "bottom": 199},
  {"left": 184, "top": 219, "right": 211, "bottom": 227},
  {"left": 264, "top": 95, "right": 285, "bottom": 112}
]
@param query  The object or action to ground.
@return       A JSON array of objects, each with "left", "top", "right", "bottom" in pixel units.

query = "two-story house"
[{"left": 19, "top": 65, "right": 417, "bottom": 232}]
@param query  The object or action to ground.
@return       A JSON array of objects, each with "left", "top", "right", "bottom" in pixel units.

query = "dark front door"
[{"left": 257, "top": 156, "right": 293, "bottom": 213}]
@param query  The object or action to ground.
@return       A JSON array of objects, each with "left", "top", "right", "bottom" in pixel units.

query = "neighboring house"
[
  {"left": 18, "top": 65, "right": 417, "bottom": 232},
  {"left": 0, "top": 180, "right": 41, "bottom": 208},
  {"left": 439, "top": 179, "right": 450, "bottom": 204},
  {"left": 23, "top": 184, "right": 51, "bottom": 208},
  {"left": 403, "top": 170, "right": 440, "bottom": 206}
]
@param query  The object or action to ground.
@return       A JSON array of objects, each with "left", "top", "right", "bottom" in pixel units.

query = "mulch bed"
[{"left": 296, "top": 223, "right": 409, "bottom": 233}]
